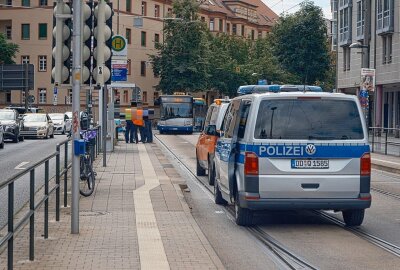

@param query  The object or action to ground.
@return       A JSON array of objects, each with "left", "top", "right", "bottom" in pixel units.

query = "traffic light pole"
[
  {"left": 55, "top": 0, "right": 64, "bottom": 85},
  {"left": 71, "top": 0, "right": 82, "bottom": 234}
]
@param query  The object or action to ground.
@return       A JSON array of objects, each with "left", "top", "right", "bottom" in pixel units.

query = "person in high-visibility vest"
[
  {"left": 133, "top": 107, "right": 145, "bottom": 143},
  {"left": 125, "top": 108, "right": 134, "bottom": 143}
]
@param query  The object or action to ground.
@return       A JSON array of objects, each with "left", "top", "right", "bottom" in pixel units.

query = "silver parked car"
[
  {"left": 20, "top": 113, "right": 55, "bottom": 139},
  {"left": 0, "top": 124, "right": 4, "bottom": 149},
  {"left": 49, "top": 113, "right": 71, "bottom": 134}
]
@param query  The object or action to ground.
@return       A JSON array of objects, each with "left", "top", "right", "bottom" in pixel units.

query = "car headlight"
[
  {"left": 158, "top": 121, "right": 166, "bottom": 126},
  {"left": 39, "top": 126, "right": 47, "bottom": 130},
  {"left": 184, "top": 120, "right": 193, "bottom": 126},
  {"left": 6, "top": 124, "right": 16, "bottom": 129}
]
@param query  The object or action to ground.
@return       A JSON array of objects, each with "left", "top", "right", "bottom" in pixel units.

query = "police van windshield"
[{"left": 254, "top": 99, "right": 364, "bottom": 140}]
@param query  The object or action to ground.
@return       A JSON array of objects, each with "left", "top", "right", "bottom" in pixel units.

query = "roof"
[{"left": 199, "top": 0, "right": 279, "bottom": 26}]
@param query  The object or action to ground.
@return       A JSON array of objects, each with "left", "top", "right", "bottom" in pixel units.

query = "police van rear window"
[{"left": 254, "top": 99, "right": 364, "bottom": 140}]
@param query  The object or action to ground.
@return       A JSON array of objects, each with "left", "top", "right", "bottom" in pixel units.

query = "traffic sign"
[
  {"left": 53, "top": 86, "right": 58, "bottom": 95},
  {"left": 53, "top": 95, "right": 58, "bottom": 106},
  {"left": 111, "top": 60, "right": 127, "bottom": 82},
  {"left": 111, "top": 35, "right": 127, "bottom": 57},
  {"left": 27, "top": 95, "right": 35, "bottom": 104}
]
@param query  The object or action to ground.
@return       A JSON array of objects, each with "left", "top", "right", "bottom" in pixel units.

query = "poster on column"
[{"left": 361, "top": 68, "right": 375, "bottom": 92}]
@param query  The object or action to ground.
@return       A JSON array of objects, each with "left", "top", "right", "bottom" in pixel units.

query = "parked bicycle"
[
  {"left": 79, "top": 129, "right": 97, "bottom": 196},
  {"left": 67, "top": 128, "right": 97, "bottom": 196}
]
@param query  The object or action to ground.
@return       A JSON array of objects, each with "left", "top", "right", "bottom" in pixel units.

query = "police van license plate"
[{"left": 291, "top": 159, "right": 329, "bottom": 169}]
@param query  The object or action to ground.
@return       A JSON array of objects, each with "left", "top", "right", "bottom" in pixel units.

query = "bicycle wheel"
[{"left": 80, "top": 157, "right": 95, "bottom": 197}]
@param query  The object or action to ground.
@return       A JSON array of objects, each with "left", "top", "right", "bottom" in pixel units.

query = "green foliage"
[
  {"left": 0, "top": 33, "right": 19, "bottom": 64},
  {"left": 150, "top": 0, "right": 210, "bottom": 94},
  {"left": 271, "top": 1, "right": 330, "bottom": 85}
]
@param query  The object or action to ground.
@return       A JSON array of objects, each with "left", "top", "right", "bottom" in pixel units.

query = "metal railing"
[
  {"left": 369, "top": 127, "right": 400, "bottom": 156},
  {"left": 0, "top": 138, "right": 71, "bottom": 270}
]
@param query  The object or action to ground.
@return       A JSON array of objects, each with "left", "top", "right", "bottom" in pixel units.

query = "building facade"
[
  {"left": 0, "top": 0, "right": 277, "bottom": 114},
  {"left": 332, "top": 0, "right": 400, "bottom": 130}
]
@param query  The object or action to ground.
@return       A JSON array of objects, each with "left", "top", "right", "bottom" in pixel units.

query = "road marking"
[{"left": 15, "top": 162, "right": 30, "bottom": 170}]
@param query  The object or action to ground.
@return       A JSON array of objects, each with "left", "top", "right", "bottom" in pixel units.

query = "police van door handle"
[{"left": 301, "top": 183, "right": 320, "bottom": 189}]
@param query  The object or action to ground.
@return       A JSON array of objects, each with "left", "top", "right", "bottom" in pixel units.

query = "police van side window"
[
  {"left": 238, "top": 101, "right": 251, "bottom": 139},
  {"left": 203, "top": 106, "right": 215, "bottom": 131},
  {"left": 223, "top": 100, "right": 241, "bottom": 139}
]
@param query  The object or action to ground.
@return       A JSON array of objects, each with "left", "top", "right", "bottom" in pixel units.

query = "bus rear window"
[{"left": 254, "top": 99, "right": 364, "bottom": 140}]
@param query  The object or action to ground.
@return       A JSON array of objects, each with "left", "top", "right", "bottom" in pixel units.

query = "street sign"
[
  {"left": 98, "top": 65, "right": 104, "bottom": 76},
  {"left": 53, "top": 95, "right": 58, "bottom": 106},
  {"left": 0, "top": 64, "right": 34, "bottom": 91},
  {"left": 27, "top": 95, "right": 35, "bottom": 104},
  {"left": 53, "top": 86, "right": 58, "bottom": 95},
  {"left": 111, "top": 35, "right": 127, "bottom": 57},
  {"left": 111, "top": 60, "right": 127, "bottom": 82}
]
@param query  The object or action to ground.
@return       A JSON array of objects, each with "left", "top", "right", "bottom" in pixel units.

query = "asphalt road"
[
  {"left": 156, "top": 133, "right": 400, "bottom": 269},
  {"left": 0, "top": 135, "right": 72, "bottom": 228}
]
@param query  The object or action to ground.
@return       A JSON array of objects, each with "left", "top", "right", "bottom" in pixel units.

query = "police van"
[{"left": 214, "top": 89, "right": 371, "bottom": 226}]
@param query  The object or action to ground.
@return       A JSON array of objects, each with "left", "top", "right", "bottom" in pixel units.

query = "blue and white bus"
[{"left": 157, "top": 95, "right": 194, "bottom": 134}]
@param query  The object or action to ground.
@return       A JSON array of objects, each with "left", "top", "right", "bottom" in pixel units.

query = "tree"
[
  {"left": 150, "top": 0, "right": 210, "bottom": 94},
  {"left": 271, "top": 1, "right": 330, "bottom": 85},
  {"left": 0, "top": 33, "right": 19, "bottom": 64}
]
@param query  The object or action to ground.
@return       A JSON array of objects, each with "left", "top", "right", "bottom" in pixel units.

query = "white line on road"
[{"left": 15, "top": 161, "right": 30, "bottom": 170}]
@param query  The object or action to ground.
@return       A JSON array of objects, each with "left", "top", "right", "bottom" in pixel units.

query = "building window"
[
  {"left": 258, "top": 31, "right": 262, "bottom": 38},
  {"left": 338, "top": 1, "right": 351, "bottom": 45},
  {"left": 232, "top": 24, "right": 237, "bottom": 35},
  {"left": 154, "top": 4, "right": 160, "bottom": 18},
  {"left": 356, "top": 0, "right": 365, "bottom": 39},
  {"left": 6, "top": 26, "right": 12, "bottom": 39},
  {"left": 65, "top": 89, "right": 71, "bottom": 104},
  {"left": 141, "top": 31, "right": 146, "bottom": 47},
  {"left": 209, "top": 18, "right": 214, "bottom": 31},
  {"left": 142, "top": 91, "right": 147, "bottom": 103},
  {"left": 241, "top": 25, "right": 245, "bottom": 36},
  {"left": 343, "top": 46, "right": 351, "bottom": 71},
  {"left": 38, "top": 55, "right": 47, "bottom": 72},
  {"left": 6, "top": 91, "right": 11, "bottom": 103},
  {"left": 123, "top": 90, "right": 128, "bottom": 103},
  {"left": 226, "top": 23, "right": 230, "bottom": 33},
  {"left": 21, "top": 24, "right": 30, "bottom": 40},
  {"left": 154, "top": 33, "right": 160, "bottom": 44},
  {"left": 21, "top": 55, "right": 30, "bottom": 64},
  {"left": 22, "top": 91, "right": 26, "bottom": 103},
  {"left": 126, "top": 28, "right": 131, "bottom": 44},
  {"left": 140, "top": 61, "right": 146, "bottom": 76},
  {"left": 201, "top": 16, "right": 206, "bottom": 22},
  {"left": 21, "top": 0, "right": 30, "bottom": 7},
  {"left": 127, "top": 59, "right": 131, "bottom": 75},
  {"left": 6, "top": 0, "right": 12, "bottom": 7},
  {"left": 39, "top": 0, "right": 47, "bottom": 6},
  {"left": 167, "top": 8, "right": 173, "bottom": 17},
  {"left": 219, "top": 19, "right": 223, "bottom": 32},
  {"left": 382, "top": 34, "right": 392, "bottom": 64},
  {"left": 251, "top": 30, "right": 255, "bottom": 40},
  {"left": 141, "top": 2, "right": 147, "bottom": 16},
  {"left": 38, "top": 23, "right": 47, "bottom": 39},
  {"left": 126, "top": 0, "right": 131, "bottom": 12},
  {"left": 39, "top": 88, "right": 46, "bottom": 104},
  {"left": 377, "top": 0, "right": 394, "bottom": 33}
]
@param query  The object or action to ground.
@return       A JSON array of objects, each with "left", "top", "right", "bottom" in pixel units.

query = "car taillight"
[
  {"left": 244, "top": 152, "right": 259, "bottom": 175},
  {"left": 360, "top": 153, "right": 371, "bottom": 176}
]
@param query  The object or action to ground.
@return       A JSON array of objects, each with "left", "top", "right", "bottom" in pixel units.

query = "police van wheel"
[
  {"left": 214, "top": 181, "right": 227, "bottom": 205},
  {"left": 196, "top": 156, "right": 206, "bottom": 176},
  {"left": 235, "top": 193, "right": 253, "bottom": 226},
  {"left": 208, "top": 157, "right": 215, "bottom": 185},
  {"left": 342, "top": 209, "right": 365, "bottom": 227}
]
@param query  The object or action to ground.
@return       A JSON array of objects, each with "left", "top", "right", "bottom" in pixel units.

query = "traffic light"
[
  {"left": 81, "top": 1, "right": 93, "bottom": 85},
  {"left": 93, "top": 0, "right": 113, "bottom": 86},
  {"left": 51, "top": 1, "right": 72, "bottom": 85}
]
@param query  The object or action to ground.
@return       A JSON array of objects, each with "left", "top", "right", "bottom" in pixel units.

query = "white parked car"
[{"left": 49, "top": 113, "right": 71, "bottom": 134}]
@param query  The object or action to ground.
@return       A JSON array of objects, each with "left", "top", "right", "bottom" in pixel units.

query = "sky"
[{"left": 262, "top": 0, "right": 332, "bottom": 19}]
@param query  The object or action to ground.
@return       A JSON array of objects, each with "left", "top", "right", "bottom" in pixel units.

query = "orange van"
[{"left": 195, "top": 99, "right": 230, "bottom": 185}]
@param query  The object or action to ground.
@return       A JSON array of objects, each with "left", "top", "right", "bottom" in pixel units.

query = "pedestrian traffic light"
[
  {"left": 51, "top": 1, "right": 72, "bottom": 85},
  {"left": 81, "top": 1, "right": 93, "bottom": 85},
  {"left": 93, "top": 0, "right": 113, "bottom": 86}
]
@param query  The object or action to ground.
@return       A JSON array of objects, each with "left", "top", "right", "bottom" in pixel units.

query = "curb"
[{"left": 371, "top": 160, "right": 400, "bottom": 175}]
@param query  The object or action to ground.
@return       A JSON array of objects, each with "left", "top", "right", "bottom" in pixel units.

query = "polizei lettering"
[{"left": 259, "top": 145, "right": 304, "bottom": 157}]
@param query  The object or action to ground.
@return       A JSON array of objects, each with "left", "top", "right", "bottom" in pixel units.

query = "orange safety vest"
[{"left": 133, "top": 108, "right": 144, "bottom": 126}]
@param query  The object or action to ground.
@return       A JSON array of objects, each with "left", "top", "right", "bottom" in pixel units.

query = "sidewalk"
[
  {"left": 2, "top": 142, "right": 224, "bottom": 270},
  {"left": 371, "top": 152, "right": 400, "bottom": 174}
]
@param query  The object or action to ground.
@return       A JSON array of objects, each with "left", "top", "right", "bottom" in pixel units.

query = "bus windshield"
[{"left": 161, "top": 103, "right": 193, "bottom": 120}]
